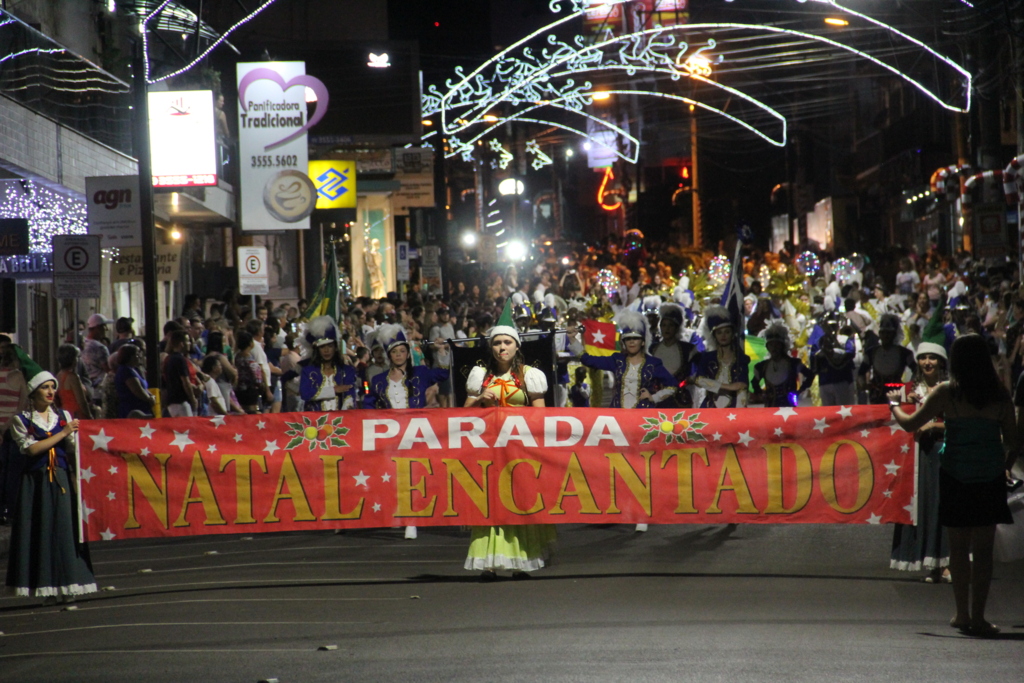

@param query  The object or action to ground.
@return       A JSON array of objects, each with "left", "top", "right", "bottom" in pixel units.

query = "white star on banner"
[
  {"left": 140, "top": 447, "right": 150, "bottom": 457},
  {"left": 774, "top": 407, "right": 797, "bottom": 422},
  {"left": 207, "top": 444, "right": 218, "bottom": 454},
  {"left": 712, "top": 433, "right": 722, "bottom": 442},
  {"left": 263, "top": 441, "right": 280, "bottom": 456},
  {"left": 860, "top": 429, "right": 870, "bottom": 438},
  {"left": 209, "top": 415, "right": 226, "bottom": 428},
  {"left": 904, "top": 496, "right": 917, "bottom": 523},
  {"left": 256, "top": 420, "right": 266, "bottom": 430},
  {"left": 591, "top": 329, "right": 606, "bottom": 345},
  {"left": 737, "top": 431, "right": 754, "bottom": 447},
  {"left": 884, "top": 460, "right": 901, "bottom": 476},
  {"left": 100, "top": 528, "right": 116, "bottom": 541},
  {"left": 353, "top": 471, "right": 370, "bottom": 488},
  {"left": 90, "top": 429, "right": 113, "bottom": 452},
  {"left": 80, "top": 467, "right": 95, "bottom": 483},
  {"left": 836, "top": 406, "right": 853, "bottom": 419},
  {"left": 139, "top": 423, "right": 156, "bottom": 439},
  {"left": 866, "top": 513, "right": 882, "bottom": 525},
  {"left": 883, "top": 490, "right": 893, "bottom": 498},
  {"left": 233, "top": 434, "right": 243, "bottom": 443},
  {"left": 888, "top": 422, "right": 902, "bottom": 435},
  {"left": 372, "top": 502, "right": 382, "bottom": 513},
  {"left": 169, "top": 430, "right": 194, "bottom": 453},
  {"left": 812, "top": 418, "right": 829, "bottom": 434},
  {"left": 81, "top": 504, "right": 95, "bottom": 522},
  {"left": 774, "top": 427, "right": 784, "bottom": 437},
  {"left": 106, "top": 491, "right": 116, "bottom": 501},
  {"left": 107, "top": 465, "right": 118, "bottom": 475},
  {"left": 381, "top": 473, "right": 391, "bottom": 483},
  {"left": 900, "top": 444, "right": 909, "bottom": 454},
  {"left": 726, "top": 413, "right": 737, "bottom": 421}
]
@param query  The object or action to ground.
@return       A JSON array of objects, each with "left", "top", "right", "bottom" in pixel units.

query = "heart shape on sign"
[{"left": 237, "top": 68, "right": 330, "bottom": 151}]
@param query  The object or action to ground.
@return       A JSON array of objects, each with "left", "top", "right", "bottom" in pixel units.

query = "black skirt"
[{"left": 939, "top": 469, "right": 1013, "bottom": 527}]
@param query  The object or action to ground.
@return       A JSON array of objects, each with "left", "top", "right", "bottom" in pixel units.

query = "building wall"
[
  {"left": 0, "top": 95, "right": 137, "bottom": 194},
  {"left": 4, "top": 0, "right": 101, "bottom": 64}
]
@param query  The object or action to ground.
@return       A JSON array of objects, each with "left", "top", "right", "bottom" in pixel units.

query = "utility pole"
[
  {"left": 690, "top": 104, "right": 702, "bottom": 249},
  {"left": 131, "top": 40, "right": 161, "bottom": 399}
]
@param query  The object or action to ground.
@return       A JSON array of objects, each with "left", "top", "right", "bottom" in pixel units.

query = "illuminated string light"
[
  {"left": 525, "top": 140, "right": 553, "bottom": 170},
  {"left": 423, "top": 1, "right": 969, "bottom": 161},
  {"left": 796, "top": 251, "right": 821, "bottom": 275},
  {"left": 708, "top": 256, "right": 732, "bottom": 286},
  {"left": 0, "top": 181, "right": 87, "bottom": 253},
  {"left": 595, "top": 268, "right": 620, "bottom": 298},
  {"left": 143, "top": 0, "right": 279, "bottom": 84},
  {"left": 488, "top": 139, "right": 514, "bottom": 169}
]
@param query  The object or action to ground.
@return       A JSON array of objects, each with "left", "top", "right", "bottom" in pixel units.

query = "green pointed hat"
[
  {"left": 916, "top": 295, "right": 948, "bottom": 361},
  {"left": 14, "top": 345, "right": 57, "bottom": 394},
  {"left": 489, "top": 297, "right": 521, "bottom": 346}
]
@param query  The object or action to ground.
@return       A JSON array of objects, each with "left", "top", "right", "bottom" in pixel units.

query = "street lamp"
[
  {"left": 498, "top": 178, "right": 525, "bottom": 196},
  {"left": 460, "top": 231, "right": 478, "bottom": 248},
  {"left": 506, "top": 239, "right": 527, "bottom": 262}
]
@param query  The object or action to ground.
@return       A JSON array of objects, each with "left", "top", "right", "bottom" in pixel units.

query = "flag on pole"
[
  {"left": 301, "top": 244, "right": 340, "bottom": 321},
  {"left": 744, "top": 335, "right": 769, "bottom": 385},
  {"left": 582, "top": 319, "right": 617, "bottom": 356}
]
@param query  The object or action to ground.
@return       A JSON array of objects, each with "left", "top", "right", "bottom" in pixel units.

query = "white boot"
[
  {"left": 635, "top": 523, "right": 648, "bottom": 532},
  {"left": 405, "top": 525, "right": 417, "bottom": 539}
]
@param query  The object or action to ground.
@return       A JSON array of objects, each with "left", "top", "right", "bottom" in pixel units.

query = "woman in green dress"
[{"left": 463, "top": 312, "right": 555, "bottom": 580}]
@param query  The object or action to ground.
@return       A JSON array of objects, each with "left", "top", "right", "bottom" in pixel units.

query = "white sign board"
[
  {"left": 396, "top": 241, "right": 410, "bottom": 281},
  {"left": 86, "top": 175, "right": 142, "bottom": 247},
  {"left": 237, "top": 62, "right": 324, "bottom": 231},
  {"left": 148, "top": 90, "right": 218, "bottom": 187},
  {"left": 53, "top": 235, "right": 102, "bottom": 299},
  {"left": 237, "top": 246, "right": 269, "bottom": 295}
]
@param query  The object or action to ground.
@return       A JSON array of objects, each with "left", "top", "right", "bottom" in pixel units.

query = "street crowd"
[{"left": 1, "top": 231, "right": 1022, "bottom": 638}]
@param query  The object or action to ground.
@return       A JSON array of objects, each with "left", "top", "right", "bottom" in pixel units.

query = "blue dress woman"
[
  {"left": 692, "top": 305, "right": 751, "bottom": 409},
  {"left": 750, "top": 323, "right": 814, "bottom": 408},
  {"left": 568, "top": 310, "right": 677, "bottom": 409},
  {"left": 299, "top": 316, "right": 356, "bottom": 411},
  {"left": 364, "top": 324, "right": 448, "bottom": 539},
  {"left": 5, "top": 353, "right": 97, "bottom": 603}
]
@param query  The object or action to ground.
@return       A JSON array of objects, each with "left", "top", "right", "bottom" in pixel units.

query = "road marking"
[{"left": 2, "top": 622, "right": 377, "bottom": 638}]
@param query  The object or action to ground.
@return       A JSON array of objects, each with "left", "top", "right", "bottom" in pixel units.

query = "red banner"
[{"left": 77, "top": 406, "right": 915, "bottom": 542}]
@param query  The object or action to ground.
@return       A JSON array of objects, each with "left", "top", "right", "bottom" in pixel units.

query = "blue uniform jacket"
[
  {"left": 299, "top": 364, "right": 357, "bottom": 411},
  {"left": 364, "top": 365, "right": 449, "bottom": 409},
  {"left": 579, "top": 352, "right": 676, "bottom": 409}
]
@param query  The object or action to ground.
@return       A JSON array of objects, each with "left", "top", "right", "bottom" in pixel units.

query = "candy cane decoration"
[
  {"left": 932, "top": 164, "right": 972, "bottom": 202},
  {"left": 1003, "top": 154, "right": 1024, "bottom": 206},
  {"left": 961, "top": 170, "right": 1003, "bottom": 206}
]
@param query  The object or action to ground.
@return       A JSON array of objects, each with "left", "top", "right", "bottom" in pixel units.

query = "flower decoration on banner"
[
  {"left": 283, "top": 415, "right": 350, "bottom": 451},
  {"left": 708, "top": 255, "right": 732, "bottom": 286},
  {"left": 832, "top": 257, "right": 855, "bottom": 284},
  {"left": 796, "top": 251, "right": 820, "bottom": 275},
  {"left": 595, "top": 268, "right": 620, "bottom": 298},
  {"left": 525, "top": 140, "right": 553, "bottom": 170},
  {"left": 640, "top": 411, "right": 708, "bottom": 445},
  {"left": 488, "top": 139, "right": 514, "bottom": 169}
]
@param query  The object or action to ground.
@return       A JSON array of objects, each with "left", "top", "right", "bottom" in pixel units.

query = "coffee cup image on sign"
[{"left": 262, "top": 170, "right": 316, "bottom": 222}]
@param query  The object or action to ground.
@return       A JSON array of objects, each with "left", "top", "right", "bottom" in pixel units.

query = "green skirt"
[
  {"left": 464, "top": 524, "right": 557, "bottom": 572},
  {"left": 5, "top": 468, "right": 97, "bottom": 598}
]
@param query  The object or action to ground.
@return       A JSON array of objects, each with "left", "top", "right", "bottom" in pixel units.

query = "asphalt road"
[{"left": 1, "top": 522, "right": 1022, "bottom": 682}]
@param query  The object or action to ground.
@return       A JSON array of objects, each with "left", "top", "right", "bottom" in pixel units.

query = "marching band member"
[
  {"left": 691, "top": 305, "right": 751, "bottom": 409},
  {"left": 649, "top": 303, "right": 696, "bottom": 408},
  {"left": 364, "top": 323, "right": 448, "bottom": 539},
  {"left": 750, "top": 323, "right": 814, "bottom": 407},
  {"left": 859, "top": 313, "right": 916, "bottom": 405},
  {"left": 464, "top": 302, "right": 555, "bottom": 579},
  {"left": 298, "top": 316, "right": 356, "bottom": 411}
]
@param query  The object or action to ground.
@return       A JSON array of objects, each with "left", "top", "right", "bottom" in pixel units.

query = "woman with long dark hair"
[
  {"left": 464, "top": 304, "right": 554, "bottom": 579},
  {"left": 892, "top": 334, "right": 1020, "bottom": 636}
]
